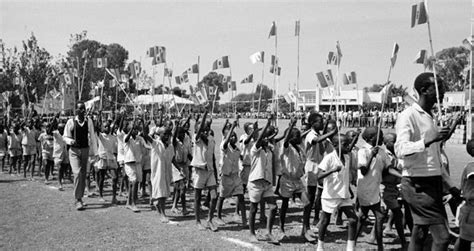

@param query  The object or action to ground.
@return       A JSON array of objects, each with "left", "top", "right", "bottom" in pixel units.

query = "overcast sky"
[{"left": 1, "top": 0, "right": 472, "bottom": 101}]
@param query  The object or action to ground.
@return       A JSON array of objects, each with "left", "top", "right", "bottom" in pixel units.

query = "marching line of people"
[{"left": 1, "top": 72, "right": 473, "bottom": 250}]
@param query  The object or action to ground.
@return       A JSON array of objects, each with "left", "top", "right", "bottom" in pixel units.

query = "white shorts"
[
  {"left": 321, "top": 198, "right": 353, "bottom": 214},
  {"left": 124, "top": 162, "right": 142, "bottom": 183},
  {"left": 192, "top": 167, "right": 217, "bottom": 189},
  {"left": 248, "top": 179, "right": 275, "bottom": 203}
]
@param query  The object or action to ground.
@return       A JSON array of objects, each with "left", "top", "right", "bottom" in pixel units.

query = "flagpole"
[
  {"left": 376, "top": 64, "right": 393, "bottom": 145},
  {"left": 273, "top": 25, "right": 278, "bottom": 126},
  {"left": 80, "top": 57, "right": 88, "bottom": 101},
  {"left": 42, "top": 80, "right": 50, "bottom": 115},
  {"left": 161, "top": 63, "right": 166, "bottom": 112},
  {"left": 425, "top": 1, "right": 442, "bottom": 121},
  {"left": 335, "top": 55, "right": 341, "bottom": 157},
  {"left": 257, "top": 59, "right": 265, "bottom": 122},
  {"left": 100, "top": 70, "right": 106, "bottom": 110},
  {"left": 296, "top": 20, "right": 300, "bottom": 115},
  {"left": 152, "top": 65, "right": 156, "bottom": 120}
]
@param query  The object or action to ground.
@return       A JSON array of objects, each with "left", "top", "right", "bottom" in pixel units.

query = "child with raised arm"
[
  {"left": 149, "top": 123, "right": 175, "bottom": 223},
  {"left": 50, "top": 114, "right": 69, "bottom": 191},
  {"left": 171, "top": 125, "right": 190, "bottom": 215},
  {"left": 247, "top": 116, "right": 279, "bottom": 245},
  {"left": 123, "top": 119, "right": 143, "bottom": 212},
  {"left": 317, "top": 134, "right": 358, "bottom": 251},
  {"left": 191, "top": 110, "right": 219, "bottom": 232},
  {"left": 277, "top": 118, "right": 309, "bottom": 241},
  {"left": 355, "top": 127, "right": 393, "bottom": 251},
  {"left": 215, "top": 120, "right": 247, "bottom": 228},
  {"left": 38, "top": 123, "right": 54, "bottom": 183},
  {"left": 302, "top": 113, "right": 336, "bottom": 242}
]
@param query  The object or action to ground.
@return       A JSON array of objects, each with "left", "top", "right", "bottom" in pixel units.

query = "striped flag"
[
  {"left": 164, "top": 67, "right": 173, "bottom": 77},
  {"left": 271, "top": 55, "right": 279, "bottom": 66},
  {"left": 249, "top": 51, "right": 264, "bottom": 64},
  {"left": 212, "top": 56, "right": 230, "bottom": 70},
  {"left": 295, "top": 20, "right": 300, "bottom": 36},
  {"left": 128, "top": 61, "right": 141, "bottom": 79},
  {"left": 222, "top": 75, "right": 232, "bottom": 84},
  {"left": 270, "top": 65, "right": 281, "bottom": 76},
  {"left": 230, "top": 81, "right": 237, "bottom": 91},
  {"left": 241, "top": 74, "right": 253, "bottom": 84},
  {"left": 390, "top": 43, "right": 400, "bottom": 68},
  {"left": 175, "top": 72, "right": 189, "bottom": 84},
  {"left": 268, "top": 21, "right": 276, "bottom": 39},
  {"left": 92, "top": 58, "right": 108, "bottom": 68},
  {"left": 342, "top": 73, "right": 350, "bottom": 85},
  {"left": 348, "top": 71, "right": 357, "bottom": 84},
  {"left": 316, "top": 70, "right": 334, "bottom": 88},
  {"left": 186, "top": 64, "right": 199, "bottom": 74},
  {"left": 336, "top": 41, "right": 343, "bottom": 65},
  {"left": 414, "top": 49, "right": 427, "bottom": 64},
  {"left": 411, "top": 1, "right": 428, "bottom": 28},
  {"left": 327, "top": 51, "right": 338, "bottom": 65}
]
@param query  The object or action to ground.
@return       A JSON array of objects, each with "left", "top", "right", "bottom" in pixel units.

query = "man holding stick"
[
  {"left": 63, "top": 102, "right": 98, "bottom": 210},
  {"left": 395, "top": 72, "right": 461, "bottom": 250}
]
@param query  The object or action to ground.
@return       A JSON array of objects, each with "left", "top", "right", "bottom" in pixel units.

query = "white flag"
[{"left": 249, "top": 51, "right": 264, "bottom": 64}]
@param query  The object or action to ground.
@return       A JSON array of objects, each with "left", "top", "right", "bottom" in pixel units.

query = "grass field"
[{"left": 0, "top": 118, "right": 471, "bottom": 250}]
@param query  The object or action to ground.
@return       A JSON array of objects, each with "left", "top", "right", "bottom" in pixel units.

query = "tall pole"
[
  {"left": 425, "top": 0, "right": 442, "bottom": 121},
  {"left": 296, "top": 20, "right": 300, "bottom": 114},
  {"left": 152, "top": 65, "right": 156, "bottom": 119},
  {"left": 376, "top": 64, "right": 393, "bottom": 145},
  {"left": 469, "top": 23, "right": 473, "bottom": 140},
  {"left": 273, "top": 25, "right": 278, "bottom": 126}
]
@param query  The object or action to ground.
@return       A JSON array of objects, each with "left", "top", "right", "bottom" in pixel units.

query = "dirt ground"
[{"left": 0, "top": 119, "right": 469, "bottom": 250}]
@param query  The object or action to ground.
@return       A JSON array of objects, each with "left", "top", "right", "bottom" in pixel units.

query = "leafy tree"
[{"left": 424, "top": 46, "right": 470, "bottom": 91}]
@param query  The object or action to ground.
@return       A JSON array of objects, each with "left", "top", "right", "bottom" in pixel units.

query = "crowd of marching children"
[{"left": 2, "top": 72, "right": 474, "bottom": 250}]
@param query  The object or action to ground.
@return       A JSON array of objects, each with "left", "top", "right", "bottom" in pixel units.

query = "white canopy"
[{"left": 134, "top": 94, "right": 194, "bottom": 105}]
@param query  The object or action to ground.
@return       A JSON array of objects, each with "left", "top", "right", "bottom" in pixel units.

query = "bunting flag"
[
  {"left": 120, "top": 73, "right": 129, "bottom": 83},
  {"left": 348, "top": 71, "right": 357, "bottom": 84},
  {"left": 61, "top": 71, "right": 73, "bottom": 86},
  {"left": 269, "top": 65, "right": 281, "bottom": 76},
  {"left": 128, "top": 61, "right": 141, "bottom": 79},
  {"left": 287, "top": 91, "right": 297, "bottom": 103},
  {"left": 271, "top": 55, "right": 279, "bottom": 66},
  {"left": 92, "top": 58, "right": 108, "bottom": 68},
  {"left": 414, "top": 49, "right": 427, "bottom": 64},
  {"left": 390, "top": 43, "right": 400, "bottom": 68},
  {"left": 164, "top": 67, "right": 173, "bottom": 77},
  {"left": 194, "top": 90, "right": 207, "bottom": 105},
  {"left": 241, "top": 74, "right": 253, "bottom": 84},
  {"left": 14, "top": 77, "right": 20, "bottom": 86},
  {"left": 411, "top": 1, "right": 428, "bottom": 28},
  {"left": 175, "top": 72, "right": 189, "bottom": 84},
  {"left": 222, "top": 75, "right": 232, "bottom": 84},
  {"left": 380, "top": 82, "right": 393, "bottom": 102},
  {"left": 268, "top": 21, "right": 276, "bottom": 38},
  {"left": 316, "top": 70, "right": 334, "bottom": 88},
  {"left": 212, "top": 56, "right": 230, "bottom": 70},
  {"left": 230, "top": 81, "right": 237, "bottom": 91},
  {"left": 295, "top": 20, "right": 300, "bottom": 37},
  {"left": 109, "top": 79, "right": 116, "bottom": 88},
  {"left": 186, "top": 64, "right": 199, "bottom": 74},
  {"left": 105, "top": 68, "right": 121, "bottom": 81},
  {"left": 249, "top": 51, "right": 264, "bottom": 64},
  {"left": 149, "top": 46, "right": 166, "bottom": 64},
  {"left": 342, "top": 73, "right": 350, "bottom": 85},
  {"left": 326, "top": 51, "right": 338, "bottom": 65}
]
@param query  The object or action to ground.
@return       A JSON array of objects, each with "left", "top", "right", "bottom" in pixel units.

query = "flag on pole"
[
  {"left": 268, "top": 21, "right": 276, "bottom": 38},
  {"left": 295, "top": 20, "right": 300, "bottom": 36},
  {"left": 270, "top": 65, "right": 281, "bottom": 76},
  {"left": 342, "top": 73, "right": 350, "bottom": 85},
  {"left": 186, "top": 64, "right": 199, "bottom": 74},
  {"left": 221, "top": 81, "right": 229, "bottom": 93},
  {"left": 147, "top": 46, "right": 166, "bottom": 57},
  {"left": 287, "top": 91, "right": 297, "bottom": 103},
  {"left": 390, "top": 43, "right": 400, "bottom": 68},
  {"left": 120, "top": 73, "right": 129, "bottom": 83},
  {"left": 241, "top": 74, "right": 253, "bottom": 84},
  {"left": 326, "top": 51, "right": 338, "bottom": 65},
  {"left": 212, "top": 56, "right": 230, "bottom": 70},
  {"left": 271, "top": 55, "right": 279, "bottom": 66},
  {"left": 195, "top": 90, "right": 207, "bottom": 105},
  {"left": 249, "top": 51, "right": 264, "bottom": 64},
  {"left": 380, "top": 82, "right": 394, "bottom": 102},
  {"left": 230, "top": 81, "right": 237, "bottom": 91},
  {"left": 348, "top": 71, "right": 357, "bottom": 84},
  {"left": 175, "top": 72, "right": 189, "bottom": 84},
  {"left": 222, "top": 75, "right": 232, "bottom": 84},
  {"left": 413, "top": 49, "right": 427, "bottom": 64},
  {"left": 164, "top": 67, "right": 173, "bottom": 77},
  {"left": 61, "top": 71, "right": 73, "bottom": 86},
  {"left": 411, "top": 1, "right": 428, "bottom": 28},
  {"left": 105, "top": 68, "right": 121, "bottom": 83},
  {"left": 316, "top": 70, "right": 334, "bottom": 88},
  {"left": 92, "top": 58, "right": 108, "bottom": 68},
  {"left": 128, "top": 61, "right": 141, "bottom": 79}
]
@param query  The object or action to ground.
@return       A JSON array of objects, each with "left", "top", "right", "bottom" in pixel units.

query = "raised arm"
[
  {"left": 195, "top": 110, "right": 208, "bottom": 142},
  {"left": 255, "top": 117, "right": 272, "bottom": 149},
  {"left": 222, "top": 120, "right": 237, "bottom": 150},
  {"left": 124, "top": 119, "right": 135, "bottom": 143},
  {"left": 283, "top": 118, "right": 297, "bottom": 148}
]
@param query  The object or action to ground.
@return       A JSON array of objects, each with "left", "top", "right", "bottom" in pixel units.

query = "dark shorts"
[
  {"left": 459, "top": 203, "right": 474, "bottom": 241},
  {"left": 383, "top": 185, "right": 400, "bottom": 209},
  {"left": 400, "top": 176, "right": 447, "bottom": 225}
]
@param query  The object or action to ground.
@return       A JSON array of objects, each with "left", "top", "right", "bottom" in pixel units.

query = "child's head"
[
  {"left": 289, "top": 128, "right": 302, "bottom": 146},
  {"left": 331, "top": 134, "right": 350, "bottom": 154},
  {"left": 466, "top": 139, "right": 474, "bottom": 157},
  {"left": 300, "top": 122, "right": 310, "bottom": 132},
  {"left": 229, "top": 131, "right": 237, "bottom": 145},
  {"left": 164, "top": 120, "right": 173, "bottom": 131},
  {"left": 324, "top": 120, "right": 338, "bottom": 134},
  {"left": 362, "top": 127, "right": 383, "bottom": 146},
  {"left": 243, "top": 122, "right": 254, "bottom": 135},
  {"left": 308, "top": 113, "right": 323, "bottom": 131},
  {"left": 102, "top": 122, "right": 111, "bottom": 134},
  {"left": 383, "top": 133, "right": 397, "bottom": 153},
  {"left": 346, "top": 130, "right": 359, "bottom": 145},
  {"left": 177, "top": 127, "right": 186, "bottom": 142},
  {"left": 158, "top": 127, "right": 172, "bottom": 144}
]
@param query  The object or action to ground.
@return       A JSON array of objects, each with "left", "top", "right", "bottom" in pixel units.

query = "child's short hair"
[
  {"left": 243, "top": 122, "right": 252, "bottom": 134},
  {"left": 466, "top": 139, "right": 474, "bottom": 157},
  {"left": 362, "top": 127, "right": 378, "bottom": 142},
  {"left": 308, "top": 112, "right": 322, "bottom": 125}
]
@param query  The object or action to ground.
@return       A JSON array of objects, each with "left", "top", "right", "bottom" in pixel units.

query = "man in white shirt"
[
  {"left": 395, "top": 72, "right": 456, "bottom": 250},
  {"left": 63, "top": 102, "right": 98, "bottom": 210}
]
